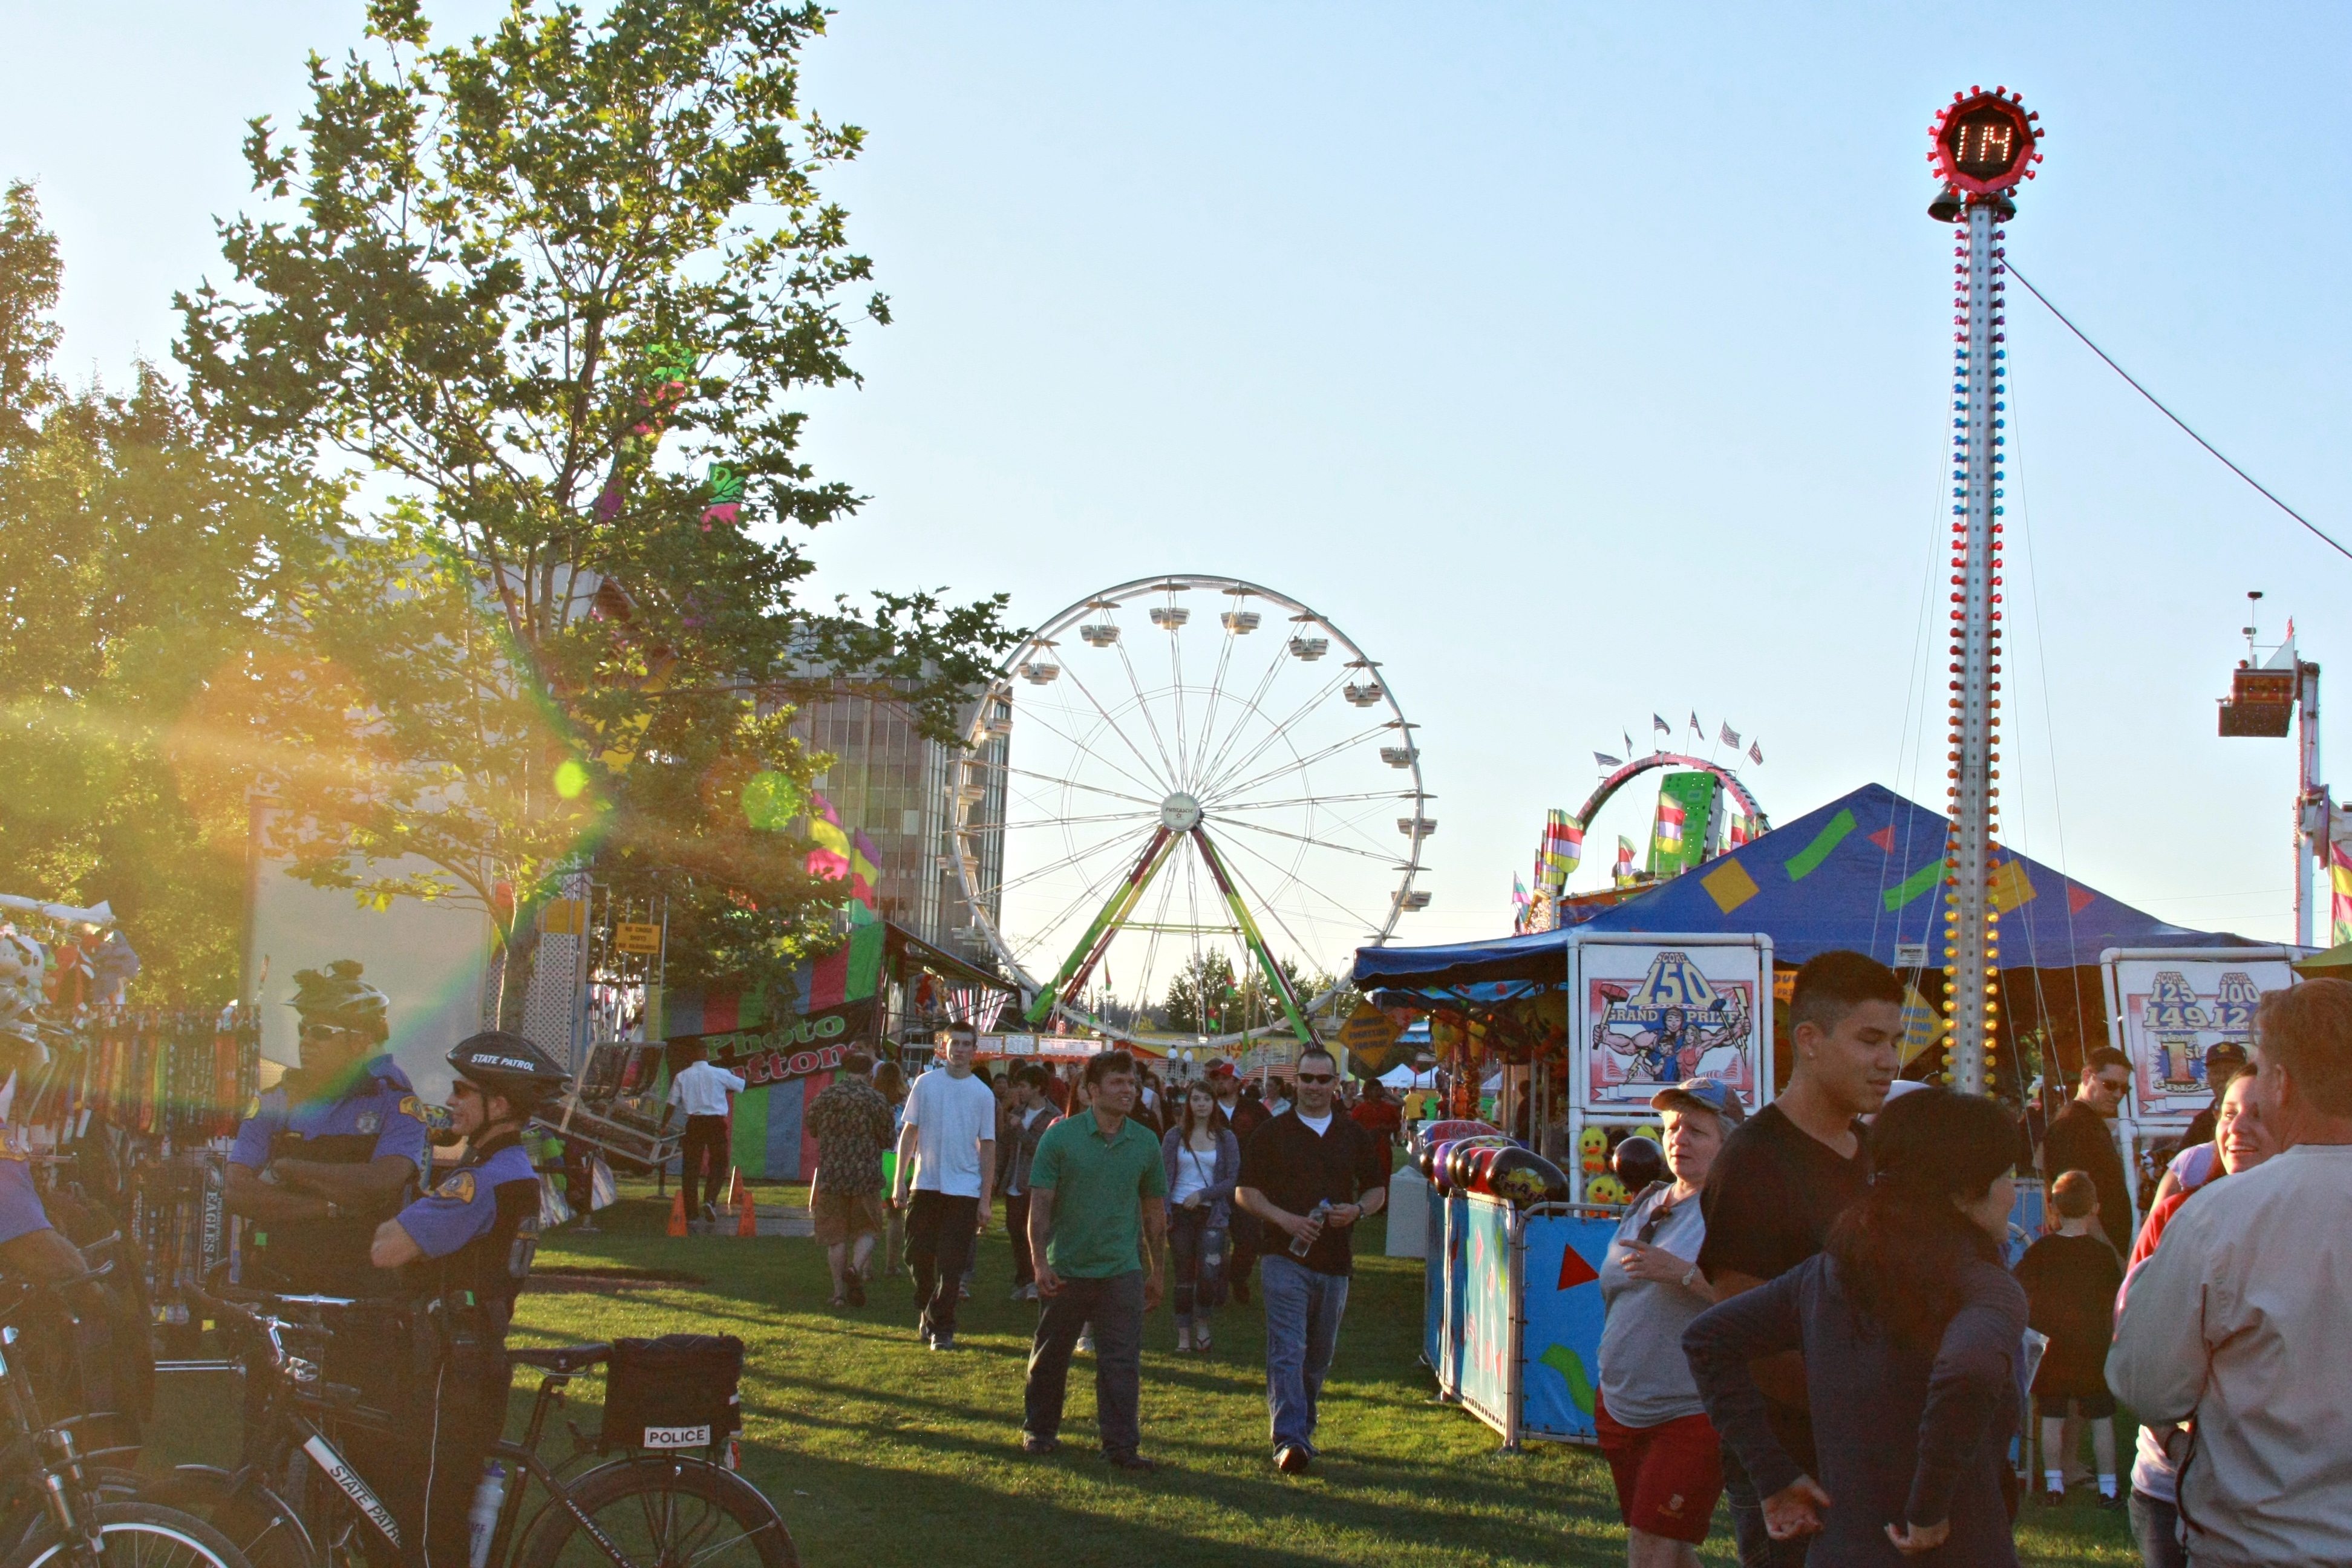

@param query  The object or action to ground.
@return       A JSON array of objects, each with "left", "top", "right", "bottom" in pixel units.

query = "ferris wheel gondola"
[{"left": 950, "top": 575, "right": 1429, "bottom": 1049}]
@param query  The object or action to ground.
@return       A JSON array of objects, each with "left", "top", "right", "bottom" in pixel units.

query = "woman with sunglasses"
[
  {"left": 1596, "top": 1078, "right": 1739, "bottom": 1568},
  {"left": 1161, "top": 1082, "right": 1240, "bottom": 1351}
]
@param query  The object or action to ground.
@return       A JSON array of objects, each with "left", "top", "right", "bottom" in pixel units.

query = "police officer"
[
  {"left": 369, "top": 1031, "right": 569, "bottom": 1568},
  {"left": 0, "top": 936, "right": 84, "bottom": 1284},
  {"left": 227, "top": 961, "right": 430, "bottom": 1294}
]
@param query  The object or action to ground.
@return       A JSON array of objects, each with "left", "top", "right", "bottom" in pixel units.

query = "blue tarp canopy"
[{"left": 1354, "top": 782, "right": 2269, "bottom": 990}]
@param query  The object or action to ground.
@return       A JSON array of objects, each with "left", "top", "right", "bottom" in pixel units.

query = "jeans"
[
  {"left": 1005, "top": 1191, "right": 1034, "bottom": 1285},
  {"left": 905, "top": 1191, "right": 979, "bottom": 1340},
  {"left": 1720, "top": 1440, "right": 1812, "bottom": 1567},
  {"left": 1260, "top": 1252, "right": 1348, "bottom": 1454},
  {"left": 679, "top": 1114, "right": 730, "bottom": 1214},
  {"left": 1168, "top": 1205, "right": 1220, "bottom": 1322},
  {"left": 1024, "top": 1270, "right": 1144, "bottom": 1455},
  {"left": 2129, "top": 1491, "right": 2186, "bottom": 1568}
]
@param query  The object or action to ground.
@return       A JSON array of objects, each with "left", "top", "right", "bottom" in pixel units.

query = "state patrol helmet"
[{"left": 447, "top": 1031, "right": 570, "bottom": 1112}]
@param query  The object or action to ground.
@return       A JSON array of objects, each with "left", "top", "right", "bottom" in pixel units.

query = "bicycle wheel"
[
  {"left": 139, "top": 1469, "right": 314, "bottom": 1568},
  {"left": 517, "top": 1459, "right": 796, "bottom": 1568},
  {"left": 5, "top": 1501, "right": 257, "bottom": 1568}
]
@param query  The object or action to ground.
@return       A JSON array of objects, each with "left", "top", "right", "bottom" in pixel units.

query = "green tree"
[
  {"left": 177, "top": 0, "right": 1016, "bottom": 1018},
  {"left": 1161, "top": 950, "right": 1241, "bottom": 1036},
  {"left": 0, "top": 183, "right": 330, "bottom": 1000}
]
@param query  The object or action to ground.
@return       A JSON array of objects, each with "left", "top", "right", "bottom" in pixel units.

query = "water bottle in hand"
[{"left": 1290, "top": 1200, "right": 1331, "bottom": 1258}]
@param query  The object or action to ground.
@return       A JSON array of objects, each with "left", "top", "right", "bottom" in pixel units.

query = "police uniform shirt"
[
  {"left": 0, "top": 1071, "right": 48, "bottom": 1246},
  {"left": 391, "top": 1134, "right": 541, "bottom": 1292},
  {"left": 231, "top": 1053, "right": 433, "bottom": 1175}
]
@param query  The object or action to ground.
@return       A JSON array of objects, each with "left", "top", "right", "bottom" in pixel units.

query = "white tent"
[{"left": 1380, "top": 1063, "right": 1439, "bottom": 1091}]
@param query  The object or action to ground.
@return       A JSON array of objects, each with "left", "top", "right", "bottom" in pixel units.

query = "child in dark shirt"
[{"left": 2013, "top": 1169, "right": 2125, "bottom": 1508}]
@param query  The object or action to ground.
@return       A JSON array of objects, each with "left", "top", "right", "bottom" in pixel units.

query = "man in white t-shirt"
[
  {"left": 663, "top": 1041, "right": 746, "bottom": 1230},
  {"left": 891, "top": 1032, "right": 998, "bottom": 1350}
]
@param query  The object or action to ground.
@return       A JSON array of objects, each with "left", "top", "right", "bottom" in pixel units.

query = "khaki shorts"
[{"left": 812, "top": 1189, "right": 887, "bottom": 1247}]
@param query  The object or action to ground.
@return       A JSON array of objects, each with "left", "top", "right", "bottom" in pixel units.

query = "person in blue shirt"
[
  {"left": 0, "top": 939, "right": 83, "bottom": 1284},
  {"left": 368, "top": 1030, "right": 569, "bottom": 1568},
  {"left": 227, "top": 962, "right": 431, "bottom": 1295}
]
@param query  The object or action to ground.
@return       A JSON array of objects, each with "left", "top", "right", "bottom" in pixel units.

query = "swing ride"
[{"left": 949, "top": 575, "right": 1431, "bottom": 1050}]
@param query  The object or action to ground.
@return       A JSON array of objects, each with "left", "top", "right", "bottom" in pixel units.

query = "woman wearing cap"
[{"left": 1596, "top": 1077, "right": 1739, "bottom": 1568}]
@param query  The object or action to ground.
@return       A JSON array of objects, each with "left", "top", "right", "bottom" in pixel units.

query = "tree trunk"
[{"left": 497, "top": 926, "right": 544, "bottom": 1036}]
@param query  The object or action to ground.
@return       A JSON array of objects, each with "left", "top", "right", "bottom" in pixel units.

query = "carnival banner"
[
  {"left": 1459, "top": 1194, "right": 1516, "bottom": 1433},
  {"left": 1646, "top": 771, "right": 1719, "bottom": 880},
  {"left": 1518, "top": 1210, "right": 1615, "bottom": 1443},
  {"left": 1571, "top": 935, "right": 1769, "bottom": 1113},
  {"left": 2103, "top": 951, "right": 2297, "bottom": 1120}
]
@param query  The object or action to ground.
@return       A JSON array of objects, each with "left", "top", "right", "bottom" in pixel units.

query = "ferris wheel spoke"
[
  {"left": 1218, "top": 822, "right": 1397, "bottom": 936},
  {"left": 1109, "top": 638, "right": 1184, "bottom": 789},
  {"left": 969, "top": 807, "right": 1161, "bottom": 832},
  {"left": 1195, "top": 827, "right": 1321, "bottom": 1007},
  {"left": 1001, "top": 766, "right": 1164, "bottom": 811},
  {"left": 974, "top": 823, "right": 1157, "bottom": 907},
  {"left": 1204, "top": 716, "right": 1397, "bottom": 805},
  {"left": 1004, "top": 694, "right": 1170, "bottom": 804},
  {"left": 1126, "top": 858, "right": 1184, "bottom": 1033},
  {"left": 1183, "top": 615, "right": 1242, "bottom": 791},
  {"left": 1213, "top": 788, "right": 1423, "bottom": 812},
  {"left": 1190, "top": 632, "right": 1292, "bottom": 795},
  {"left": 1007, "top": 833, "right": 1165, "bottom": 974},
  {"left": 1167, "top": 612, "right": 1191, "bottom": 799},
  {"left": 1216, "top": 813, "right": 1406, "bottom": 864},
  {"left": 1195, "top": 666, "right": 1354, "bottom": 801}
]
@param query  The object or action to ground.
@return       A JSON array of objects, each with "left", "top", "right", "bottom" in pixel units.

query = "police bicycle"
[
  {"left": 166, "top": 1285, "right": 795, "bottom": 1568},
  {"left": 0, "top": 1265, "right": 253, "bottom": 1568}
]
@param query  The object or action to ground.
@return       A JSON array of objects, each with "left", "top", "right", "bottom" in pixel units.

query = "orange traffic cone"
[
  {"left": 667, "top": 1191, "right": 688, "bottom": 1236},
  {"left": 736, "top": 1186, "right": 758, "bottom": 1238}
]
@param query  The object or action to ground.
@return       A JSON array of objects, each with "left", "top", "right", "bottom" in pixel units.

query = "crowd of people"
[
  {"left": 798, "top": 1033, "right": 1396, "bottom": 1474},
  {"left": 1583, "top": 949, "right": 2352, "bottom": 1567}
]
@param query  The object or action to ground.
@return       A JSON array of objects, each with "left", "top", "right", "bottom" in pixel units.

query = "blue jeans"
[{"left": 1260, "top": 1252, "right": 1348, "bottom": 1454}]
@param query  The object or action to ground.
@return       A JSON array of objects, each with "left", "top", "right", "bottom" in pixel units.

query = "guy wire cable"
[{"left": 2007, "top": 264, "right": 2352, "bottom": 566}]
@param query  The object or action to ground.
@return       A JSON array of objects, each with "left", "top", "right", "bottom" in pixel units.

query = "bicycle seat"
[{"left": 510, "top": 1343, "right": 611, "bottom": 1374}]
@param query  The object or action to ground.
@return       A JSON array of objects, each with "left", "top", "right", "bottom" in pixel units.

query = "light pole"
[{"left": 1928, "top": 88, "right": 2044, "bottom": 1094}]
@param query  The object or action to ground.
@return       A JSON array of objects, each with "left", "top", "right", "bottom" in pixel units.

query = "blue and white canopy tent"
[{"left": 1354, "top": 782, "right": 2270, "bottom": 1090}]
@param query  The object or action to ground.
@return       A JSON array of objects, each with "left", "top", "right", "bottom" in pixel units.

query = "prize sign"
[
  {"left": 1570, "top": 935, "right": 1771, "bottom": 1114},
  {"left": 1930, "top": 89, "right": 2042, "bottom": 197},
  {"left": 2103, "top": 952, "right": 2296, "bottom": 1120}
]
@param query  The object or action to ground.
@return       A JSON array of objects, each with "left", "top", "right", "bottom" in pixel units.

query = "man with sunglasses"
[
  {"left": 2041, "top": 1047, "right": 2135, "bottom": 1255},
  {"left": 1236, "top": 1045, "right": 1388, "bottom": 1475},
  {"left": 227, "top": 961, "right": 431, "bottom": 1295}
]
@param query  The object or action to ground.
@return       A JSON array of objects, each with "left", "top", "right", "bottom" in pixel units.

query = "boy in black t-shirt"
[
  {"left": 1697, "top": 950, "right": 1903, "bottom": 1566},
  {"left": 2014, "top": 1169, "right": 2125, "bottom": 1509}
]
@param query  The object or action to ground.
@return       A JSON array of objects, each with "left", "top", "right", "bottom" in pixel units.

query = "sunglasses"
[
  {"left": 299, "top": 1024, "right": 364, "bottom": 1042},
  {"left": 1296, "top": 1072, "right": 1336, "bottom": 1085},
  {"left": 1636, "top": 1197, "right": 1678, "bottom": 1246}
]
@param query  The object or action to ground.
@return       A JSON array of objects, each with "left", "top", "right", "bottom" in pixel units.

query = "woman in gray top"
[
  {"left": 1161, "top": 1083, "right": 1240, "bottom": 1353},
  {"left": 1685, "top": 1088, "right": 2027, "bottom": 1567},
  {"left": 1597, "top": 1077, "right": 1739, "bottom": 1568}
]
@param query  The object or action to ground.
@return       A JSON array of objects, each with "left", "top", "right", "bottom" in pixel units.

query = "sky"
[{"left": 7, "top": 1, "right": 2348, "bottom": 962}]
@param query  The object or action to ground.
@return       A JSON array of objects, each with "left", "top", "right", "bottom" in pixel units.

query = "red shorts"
[{"left": 1594, "top": 1390, "right": 1724, "bottom": 1544}]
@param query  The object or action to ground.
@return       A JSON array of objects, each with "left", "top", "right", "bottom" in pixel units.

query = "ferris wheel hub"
[{"left": 1160, "top": 792, "right": 1203, "bottom": 832}]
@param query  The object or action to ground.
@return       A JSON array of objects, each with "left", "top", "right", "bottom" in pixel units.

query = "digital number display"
[{"left": 1943, "top": 106, "right": 2027, "bottom": 181}]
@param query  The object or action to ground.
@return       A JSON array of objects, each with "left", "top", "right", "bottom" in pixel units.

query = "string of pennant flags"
[{"left": 1591, "top": 713, "right": 1765, "bottom": 771}]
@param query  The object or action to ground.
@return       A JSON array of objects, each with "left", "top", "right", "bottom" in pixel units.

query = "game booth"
[{"left": 1356, "top": 782, "right": 2287, "bottom": 1449}]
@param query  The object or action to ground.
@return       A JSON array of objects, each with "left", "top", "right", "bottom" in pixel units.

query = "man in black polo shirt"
[
  {"left": 1697, "top": 950, "right": 1901, "bottom": 1565},
  {"left": 1236, "top": 1045, "right": 1388, "bottom": 1476}
]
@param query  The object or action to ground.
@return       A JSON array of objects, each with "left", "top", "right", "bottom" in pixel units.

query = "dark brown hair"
[
  {"left": 1789, "top": 950, "right": 1904, "bottom": 1038},
  {"left": 1083, "top": 1049, "right": 1137, "bottom": 1088},
  {"left": 1826, "top": 1087, "right": 2016, "bottom": 1349}
]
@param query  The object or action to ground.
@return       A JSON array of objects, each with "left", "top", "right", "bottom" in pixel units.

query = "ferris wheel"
[{"left": 950, "top": 575, "right": 1432, "bottom": 1048}]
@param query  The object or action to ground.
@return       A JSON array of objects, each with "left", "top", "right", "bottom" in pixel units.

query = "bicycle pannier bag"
[{"left": 599, "top": 1333, "right": 743, "bottom": 1451}]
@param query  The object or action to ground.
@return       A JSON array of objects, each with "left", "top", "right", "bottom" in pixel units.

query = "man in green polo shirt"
[{"left": 1021, "top": 1048, "right": 1167, "bottom": 1471}]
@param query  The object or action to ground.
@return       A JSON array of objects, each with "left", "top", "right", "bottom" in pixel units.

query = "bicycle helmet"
[
  {"left": 446, "top": 1031, "right": 570, "bottom": 1112},
  {"left": 289, "top": 959, "right": 391, "bottom": 1043}
]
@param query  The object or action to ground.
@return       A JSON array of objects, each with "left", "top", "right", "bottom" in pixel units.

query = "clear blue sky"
[{"left": 8, "top": 2, "right": 2347, "bottom": 949}]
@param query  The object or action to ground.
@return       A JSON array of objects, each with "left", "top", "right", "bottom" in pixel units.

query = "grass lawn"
[{"left": 157, "top": 1179, "right": 2142, "bottom": 1566}]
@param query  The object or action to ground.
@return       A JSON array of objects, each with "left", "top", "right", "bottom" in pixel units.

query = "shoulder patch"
[
  {"left": 355, "top": 1112, "right": 381, "bottom": 1134},
  {"left": 398, "top": 1095, "right": 424, "bottom": 1120},
  {"left": 434, "top": 1171, "right": 477, "bottom": 1204}
]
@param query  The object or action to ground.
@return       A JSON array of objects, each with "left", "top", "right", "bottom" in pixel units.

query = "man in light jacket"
[{"left": 2108, "top": 979, "right": 2352, "bottom": 1568}]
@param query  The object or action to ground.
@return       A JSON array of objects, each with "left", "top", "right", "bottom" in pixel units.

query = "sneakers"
[
  {"left": 1275, "top": 1445, "right": 1311, "bottom": 1475},
  {"left": 1194, "top": 1322, "right": 1212, "bottom": 1352},
  {"left": 959, "top": 1282, "right": 972, "bottom": 1300},
  {"left": 1021, "top": 1433, "right": 1059, "bottom": 1455},
  {"left": 2098, "top": 1492, "right": 2126, "bottom": 1512},
  {"left": 1011, "top": 1282, "right": 1039, "bottom": 1302},
  {"left": 1175, "top": 1324, "right": 1194, "bottom": 1353},
  {"left": 1077, "top": 1331, "right": 1096, "bottom": 1354},
  {"left": 930, "top": 1334, "right": 959, "bottom": 1351},
  {"left": 1105, "top": 1451, "right": 1157, "bottom": 1473},
  {"left": 701, "top": 1201, "right": 718, "bottom": 1224}
]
